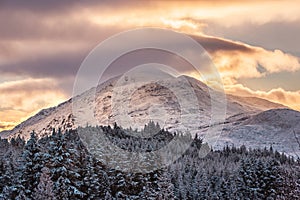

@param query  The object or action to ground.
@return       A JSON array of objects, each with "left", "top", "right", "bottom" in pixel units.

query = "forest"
[{"left": 0, "top": 122, "right": 299, "bottom": 199}]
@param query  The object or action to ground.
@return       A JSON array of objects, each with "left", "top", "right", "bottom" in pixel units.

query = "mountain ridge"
[
  {"left": 0, "top": 75, "right": 289, "bottom": 136},
  {"left": 1, "top": 75, "right": 287, "bottom": 137},
  {"left": 2, "top": 75, "right": 299, "bottom": 157}
]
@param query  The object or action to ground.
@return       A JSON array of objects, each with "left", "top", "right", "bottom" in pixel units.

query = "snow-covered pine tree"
[
  {"left": 0, "top": 156, "right": 17, "bottom": 199},
  {"left": 56, "top": 176, "right": 69, "bottom": 200},
  {"left": 104, "top": 191, "right": 113, "bottom": 200},
  {"left": 197, "top": 172, "right": 209, "bottom": 199},
  {"left": 237, "top": 157, "right": 284, "bottom": 199},
  {"left": 208, "top": 169, "right": 222, "bottom": 199},
  {"left": 260, "top": 159, "right": 283, "bottom": 198},
  {"left": 48, "top": 129, "right": 85, "bottom": 199},
  {"left": 83, "top": 156, "right": 110, "bottom": 199},
  {"left": 19, "top": 131, "right": 44, "bottom": 198},
  {"left": 237, "top": 158, "right": 254, "bottom": 199},
  {"left": 33, "top": 167, "right": 56, "bottom": 200},
  {"left": 219, "top": 177, "right": 231, "bottom": 200},
  {"left": 15, "top": 189, "right": 30, "bottom": 200},
  {"left": 0, "top": 160, "right": 8, "bottom": 193},
  {"left": 157, "top": 170, "right": 175, "bottom": 200}
]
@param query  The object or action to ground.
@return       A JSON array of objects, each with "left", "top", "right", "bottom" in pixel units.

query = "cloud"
[
  {"left": 1, "top": 1, "right": 300, "bottom": 131},
  {"left": 225, "top": 84, "right": 300, "bottom": 111},
  {"left": 255, "top": 48, "right": 300, "bottom": 73},
  {"left": 0, "top": 8, "right": 124, "bottom": 41},
  {"left": 193, "top": 35, "right": 300, "bottom": 82},
  {"left": 175, "top": 1, "right": 300, "bottom": 27},
  {"left": 200, "top": 19, "right": 300, "bottom": 57},
  {"left": 1, "top": 0, "right": 299, "bottom": 85},
  {"left": 0, "top": 78, "right": 67, "bottom": 131},
  {"left": 0, "top": 43, "right": 90, "bottom": 78},
  {"left": 0, "top": 121, "right": 15, "bottom": 131},
  {"left": 2, "top": 32, "right": 298, "bottom": 84},
  {"left": 193, "top": 35, "right": 252, "bottom": 53},
  {"left": 0, "top": 0, "right": 148, "bottom": 13},
  {"left": 0, "top": 78, "right": 66, "bottom": 109}
]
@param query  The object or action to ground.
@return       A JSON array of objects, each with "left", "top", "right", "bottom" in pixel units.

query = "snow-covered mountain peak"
[{"left": 0, "top": 75, "right": 292, "bottom": 152}]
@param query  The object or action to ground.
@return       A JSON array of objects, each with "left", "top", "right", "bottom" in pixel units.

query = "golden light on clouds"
[
  {"left": 225, "top": 84, "right": 300, "bottom": 111},
  {"left": 84, "top": 1, "right": 300, "bottom": 32},
  {"left": 0, "top": 78, "right": 67, "bottom": 132},
  {"left": 212, "top": 47, "right": 300, "bottom": 80},
  {"left": 0, "top": 1, "right": 300, "bottom": 131}
]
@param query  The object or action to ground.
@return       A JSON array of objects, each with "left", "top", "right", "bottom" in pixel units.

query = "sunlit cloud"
[
  {"left": 81, "top": 0, "right": 300, "bottom": 37},
  {"left": 206, "top": 37, "right": 300, "bottom": 81},
  {"left": 0, "top": 78, "right": 67, "bottom": 131},
  {"left": 225, "top": 84, "right": 300, "bottom": 111},
  {"left": 0, "top": 0, "right": 300, "bottom": 131}
]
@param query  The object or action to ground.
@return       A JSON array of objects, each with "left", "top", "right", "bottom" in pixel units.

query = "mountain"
[
  {"left": 2, "top": 75, "right": 299, "bottom": 156},
  {"left": 213, "top": 108, "right": 300, "bottom": 156}
]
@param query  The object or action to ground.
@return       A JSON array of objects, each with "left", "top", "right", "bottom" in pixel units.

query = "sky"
[{"left": 1, "top": 0, "right": 300, "bottom": 131}]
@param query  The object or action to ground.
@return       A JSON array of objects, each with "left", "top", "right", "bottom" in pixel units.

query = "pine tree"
[
  {"left": 19, "top": 131, "right": 44, "bottom": 198},
  {"left": 0, "top": 160, "right": 8, "bottom": 193},
  {"left": 83, "top": 156, "right": 110, "bottom": 199},
  {"left": 56, "top": 176, "right": 69, "bottom": 200},
  {"left": 237, "top": 158, "right": 252, "bottom": 199},
  {"left": 261, "top": 159, "right": 283, "bottom": 198},
  {"left": 48, "top": 130, "right": 85, "bottom": 199},
  {"left": 237, "top": 157, "right": 284, "bottom": 199},
  {"left": 104, "top": 191, "right": 113, "bottom": 200},
  {"left": 0, "top": 157, "right": 16, "bottom": 199},
  {"left": 0, "top": 124, "right": 299, "bottom": 199},
  {"left": 0, "top": 150, "right": 23, "bottom": 199},
  {"left": 15, "top": 189, "right": 30, "bottom": 200},
  {"left": 33, "top": 167, "right": 56, "bottom": 200},
  {"left": 157, "top": 170, "right": 175, "bottom": 200}
]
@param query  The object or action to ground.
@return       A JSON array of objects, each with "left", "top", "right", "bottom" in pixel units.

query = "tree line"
[{"left": 0, "top": 123, "right": 299, "bottom": 199}]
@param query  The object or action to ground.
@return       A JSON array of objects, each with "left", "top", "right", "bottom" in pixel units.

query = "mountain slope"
[
  {"left": 1, "top": 75, "right": 295, "bottom": 156},
  {"left": 214, "top": 108, "right": 300, "bottom": 156}
]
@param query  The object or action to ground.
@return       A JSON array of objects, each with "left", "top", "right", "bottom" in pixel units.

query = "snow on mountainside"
[
  {"left": 227, "top": 95, "right": 288, "bottom": 112},
  {"left": 1, "top": 75, "right": 298, "bottom": 156},
  {"left": 214, "top": 108, "right": 300, "bottom": 157}
]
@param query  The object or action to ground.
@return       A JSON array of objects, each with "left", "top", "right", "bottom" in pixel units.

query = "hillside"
[{"left": 1, "top": 75, "right": 296, "bottom": 156}]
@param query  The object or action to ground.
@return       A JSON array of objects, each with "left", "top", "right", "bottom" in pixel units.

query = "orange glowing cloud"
[
  {"left": 1, "top": 0, "right": 300, "bottom": 131},
  {"left": 225, "top": 84, "right": 300, "bottom": 111},
  {"left": 0, "top": 78, "right": 67, "bottom": 132},
  {"left": 204, "top": 37, "right": 300, "bottom": 82}
]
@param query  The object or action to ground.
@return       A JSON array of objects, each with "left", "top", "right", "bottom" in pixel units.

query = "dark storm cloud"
[{"left": 0, "top": 0, "right": 78, "bottom": 11}]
